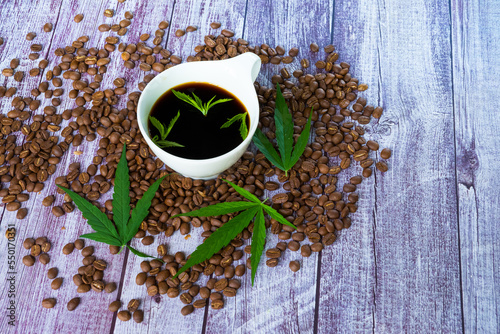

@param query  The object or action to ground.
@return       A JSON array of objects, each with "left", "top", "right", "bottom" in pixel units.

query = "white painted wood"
[
  {"left": 318, "top": 0, "right": 463, "bottom": 333},
  {"left": 451, "top": 0, "right": 500, "bottom": 333}
]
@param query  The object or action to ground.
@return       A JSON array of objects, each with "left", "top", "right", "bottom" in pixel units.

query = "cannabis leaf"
[
  {"left": 220, "top": 113, "right": 248, "bottom": 140},
  {"left": 172, "top": 89, "right": 232, "bottom": 116},
  {"left": 57, "top": 144, "right": 167, "bottom": 259},
  {"left": 149, "top": 112, "right": 184, "bottom": 148},
  {"left": 252, "top": 84, "right": 312, "bottom": 176},
  {"left": 172, "top": 179, "right": 296, "bottom": 286}
]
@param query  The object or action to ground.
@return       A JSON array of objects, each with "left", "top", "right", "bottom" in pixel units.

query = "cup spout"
[{"left": 226, "top": 52, "right": 262, "bottom": 82}]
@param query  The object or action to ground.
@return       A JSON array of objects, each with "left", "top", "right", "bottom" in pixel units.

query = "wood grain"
[
  {"left": 202, "top": 1, "right": 333, "bottom": 334},
  {"left": 0, "top": 0, "right": 128, "bottom": 333},
  {"left": 1, "top": 0, "right": 500, "bottom": 333},
  {"left": 318, "top": 0, "right": 464, "bottom": 333},
  {"left": 451, "top": 0, "right": 500, "bottom": 333}
]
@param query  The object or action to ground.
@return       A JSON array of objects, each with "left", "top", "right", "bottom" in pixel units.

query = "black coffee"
[{"left": 148, "top": 82, "right": 249, "bottom": 159}]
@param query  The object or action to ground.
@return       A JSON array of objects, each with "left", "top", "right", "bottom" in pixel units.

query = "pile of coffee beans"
[
  {"left": 22, "top": 237, "right": 51, "bottom": 266},
  {"left": 1, "top": 10, "right": 390, "bottom": 319}
]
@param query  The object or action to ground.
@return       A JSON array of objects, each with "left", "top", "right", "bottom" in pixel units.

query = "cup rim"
[{"left": 137, "top": 79, "right": 258, "bottom": 164}]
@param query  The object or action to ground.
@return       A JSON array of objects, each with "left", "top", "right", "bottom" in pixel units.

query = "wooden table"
[{"left": 0, "top": 0, "right": 498, "bottom": 333}]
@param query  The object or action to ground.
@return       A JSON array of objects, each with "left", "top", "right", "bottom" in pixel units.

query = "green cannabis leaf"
[
  {"left": 220, "top": 113, "right": 248, "bottom": 140},
  {"left": 149, "top": 112, "right": 184, "bottom": 148},
  {"left": 57, "top": 144, "right": 167, "bottom": 259},
  {"left": 172, "top": 179, "right": 296, "bottom": 286},
  {"left": 252, "top": 84, "right": 312, "bottom": 176},
  {"left": 172, "top": 89, "right": 232, "bottom": 116}
]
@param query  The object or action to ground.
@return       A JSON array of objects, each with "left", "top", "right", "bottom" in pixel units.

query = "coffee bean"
[
  {"left": 23, "top": 255, "right": 35, "bottom": 266},
  {"left": 74, "top": 14, "right": 84, "bottom": 23},
  {"left": 265, "top": 248, "right": 281, "bottom": 259},
  {"left": 289, "top": 261, "right": 301, "bottom": 272},
  {"left": 104, "top": 9, "right": 114, "bottom": 17},
  {"left": 39, "top": 254, "right": 50, "bottom": 265},
  {"left": 133, "top": 310, "right": 144, "bottom": 323},
  {"left": 109, "top": 300, "right": 121, "bottom": 312},
  {"left": 211, "top": 299, "right": 224, "bottom": 310},
  {"left": 74, "top": 239, "right": 85, "bottom": 250},
  {"left": 81, "top": 246, "right": 94, "bottom": 257},
  {"left": 17, "top": 208, "right": 28, "bottom": 219},
  {"left": 376, "top": 161, "right": 388, "bottom": 172},
  {"left": 301, "top": 245, "right": 312, "bottom": 257},
  {"left": 52, "top": 206, "right": 64, "bottom": 217},
  {"left": 380, "top": 148, "right": 392, "bottom": 159},
  {"left": 181, "top": 305, "right": 194, "bottom": 316},
  {"left": 26, "top": 32, "right": 36, "bottom": 40},
  {"left": 310, "top": 43, "right": 319, "bottom": 52},
  {"left": 93, "top": 260, "right": 107, "bottom": 271},
  {"left": 23, "top": 238, "right": 35, "bottom": 249},
  {"left": 103, "top": 282, "right": 116, "bottom": 293},
  {"left": 51, "top": 277, "right": 63, "bottom": 290},
  {"left": 127, "top": 299, "right": 140, "bottom": 312},
  {"left": 67, "top": 297, "right": 80, "bottom": 311},
  {"left": 118, "top": 310, "right": 131, "bottom": 321},
  {"left": 43, "top": 23, "right": 53, "bottom": 32},
  {"left": 42, "top": 298, "right": 56, "bottom": 309},
  {"left": 175, "top": 29, "right": 185, "bottom": 37},
  {"left": 210, "top": 22, "right": 221, "bottom": 29}
]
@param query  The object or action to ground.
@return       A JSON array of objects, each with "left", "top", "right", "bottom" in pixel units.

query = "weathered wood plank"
[
  {"left": 108, "top": 1, "right": 219, "bottom": 333},
  {"left": 317, "top": 0, "right": 463, "bottom": 333},
  {"left": 113, "top": 1, "right": 250, "bottom": 333},
  {"left": 451, "top": 0, "right": 500, "bottom": 333},
  {"left": 204, "top": 1, "right": 333, "bottom": 333},
  {"left": 0, "top": 0, "right": 134, "bottom": 333}
]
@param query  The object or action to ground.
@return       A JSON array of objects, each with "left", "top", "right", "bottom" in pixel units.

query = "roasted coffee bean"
[
  {"left": 23, "top": 238, "right": 35, "bottom": 249},
  {"left": 74, "top": 14, "right": 84, "bottom": 22},
  {"left": 43, "top": 23, "right": 53, "bottom": 32},
  {"left": 181, "top": 305, "right": 194, "bottom": 316},
  {"left": 133, "top": 310, "right": 144, "bottom": 323},
  {"left": 380, "top": 148, "right": 392, "bottom": 159},
  {"left": 175, "top": 29, "right": 185, "bottom": 37},
  {"left": 47, "top": 267, "right": 58, "bottom": 279},
  {"left": 180, "top": 292, "right": 193, "bottom": 304},
  {"left": 211, "top": 299, "right": 224, "bottom": 310},
  {"left": 109, "top": 300, "right": 121, "bottom": 312},
  {"left": 51, "top": 277, "right": 63, "bottom": 290},
  {"left": 101, "top": 282, "right": 116, "bottom": 294},
  {"left": 17, "top": 208, "right": 28, "bottom": 219},
  {"left": 42, "top": 298, "right": 56, "bottom": 309},
  {"left": 67, "top": 297, "right": 80, "bottom": 311},
  {"left": 52, "top": 206, "right": 64, "bottom": 217},
  {"left": 118, "top": 310, "right": 131, "bottom": 321},
  {"left": 376, "top": 161, "right": 388, "bottom": 172},
  {"left": 74, "top": 239, "right": 85, "bottom": 250},
  {"left": 23, "top": 255, "right": 35, "bottom": 266},
  {"left": 289, "top": 261, "right": 301, "bottom": 272},
  {"left": 81, "top": 246, "right": 94, "bottom": 257},
  {"left": 128, "top": 299, "right": 140, "bottom": 312},
  {"left": 301, "top": 245, "right": 311, "bottom": 257},
  {"left": 210, "top": 22, "right": 221, "bottom": 29}
]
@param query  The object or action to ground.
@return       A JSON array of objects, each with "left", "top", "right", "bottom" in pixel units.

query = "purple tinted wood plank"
[
  {"left": 0, "top": 0, "right": 136, "bottom": 333},
  {"left": 109, "top": 1, "right": 214, "bottom": 333},
  {"left": 451, "top": 0, "right": 500, "bottom": 332},
  {"left": 318, "top": 0, "right": 462, "bottom": 333},
  {"left": 203, "top": 1, "right": 333, "bottom": 333}
]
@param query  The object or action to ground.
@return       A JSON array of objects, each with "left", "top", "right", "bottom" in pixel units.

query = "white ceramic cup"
[{"left": 137, "top": 52, "right": 262, "bottom": 179}]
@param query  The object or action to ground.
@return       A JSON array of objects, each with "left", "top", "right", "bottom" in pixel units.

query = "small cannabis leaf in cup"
[
  {"left": 57, "top": 144, "right": 167, "bottom": 260},
  {"left": 172, "top": 179, "right": 296, "bottom": 286},
  {"left": 220, "top": 113, "right": 248, "bottom": 140},
  {"left": 172, "top": 89, "right": 232, "bottom": 116},
  {"left": 149, "top": 111, "right": 184, "bottom": 148}
]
